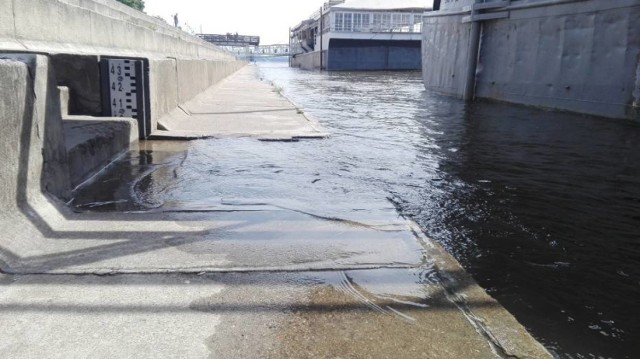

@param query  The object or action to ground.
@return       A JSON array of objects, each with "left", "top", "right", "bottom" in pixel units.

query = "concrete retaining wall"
[
  {"left": 0, "top": 0, "right": 246, "bottom": 206},
  {"left": 149, "top": 59, "right": 180, "bottom": 128},
  {"left": 51, "top": 54, "right": 103, "bottom": 116},
  {"left": 64, "top": 116, "right": 138, "bottom": 188},
  {"left": 0, "top": 0, "right": 232, "bottom": 60},
  {"left": 1, "top": 0, "right": 246, "bottom": 128},
  {"left": 175, "top": 59, "right": 244, "bottom": 104},
  {"left": 292, "top": 52, "right": 324, "bottom": 71},
  {"left": 149, "top": 59, "right": 245, "bottom": 130},
  {"left": 0, "top": 55, "right": 71, "bottom": 211},
  {"left": 422, "top": 15, "right": 472, "bottom": 95},
  {"left": 0, "top": 59, "right": 32, "bottom": 211},
  {"left": 328, "top": 39, "right": 422, "bottom": 71},
  {"left": 422, "top": 0, "right": 640, "bottom": 120},
  {"left": 292, "top": 40, "right": 422, "bottom": 71}
]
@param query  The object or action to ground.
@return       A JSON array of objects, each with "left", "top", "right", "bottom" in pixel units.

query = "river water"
[{"left": 74, "top": 61, "right": 640, "bottom": 358}]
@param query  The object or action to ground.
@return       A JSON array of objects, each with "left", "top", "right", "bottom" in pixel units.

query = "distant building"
[{"left": 290, "top": 0, "right": 430, "bottom": 71}]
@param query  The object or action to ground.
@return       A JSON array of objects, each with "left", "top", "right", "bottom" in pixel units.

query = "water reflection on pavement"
[{"left": 73, "top": 62, "right": 640, "bottom": 359}]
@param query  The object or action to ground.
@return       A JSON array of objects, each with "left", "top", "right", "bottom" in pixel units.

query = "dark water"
[
  {"left": 249, "top": 63, "right": 640, "bottom": 359},
  {"left": 74, "top": 62, "right": 640, "bottom": 358}
]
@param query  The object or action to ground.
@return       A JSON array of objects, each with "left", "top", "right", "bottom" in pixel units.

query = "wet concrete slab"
[
  {"left": 0, "top": 193, "right": 551, "bottom": 358},
  {"left": 0, "top": 269, "right": 550, "bottom": 359},
  {"left": 0, "top": 59, "right": 551, "bottom": 358},
  {"left": 0, "top": 201, "right": 426, "bottom": 274},
  {"left": 152, "top": 65, "right": 328, "bottom": 140}
]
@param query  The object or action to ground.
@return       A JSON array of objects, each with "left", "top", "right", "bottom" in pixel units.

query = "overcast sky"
[{"left": 144, "top": 0, "right": 432, "bottom": 45}]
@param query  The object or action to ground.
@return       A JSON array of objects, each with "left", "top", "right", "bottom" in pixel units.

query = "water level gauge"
[{"left": 100, "top": 58, "right": 150, "bottom": 139}]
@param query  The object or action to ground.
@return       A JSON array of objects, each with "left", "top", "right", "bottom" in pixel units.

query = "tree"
[{"left": 116, "top": 0, "right": 145, "bottom": 12}]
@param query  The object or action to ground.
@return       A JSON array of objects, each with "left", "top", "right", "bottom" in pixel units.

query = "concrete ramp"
[{"left": 153, "top": 65, "right": 328, "bottom": 140}]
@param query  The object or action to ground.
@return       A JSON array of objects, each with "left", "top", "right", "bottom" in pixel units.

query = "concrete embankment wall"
[
  {"left": 1, "top": 0, "right": 245, "bottom": 128},
  {"left": 422, "top": 0, "right": 640, "bottom": 120},
  {"left": 0, "top": 0, "right": 228, "bottom": 59},
  {"left": 0, "top": 0, "right": 245, "bottom": 206},
  {"left": 292, "top": 51, "right": 325, "bottom": 71},
  {"left": 292, "top": 39, "right": 422, "bottom": 71},
  {"left": 328, "top": 40, "right": 422, "bottom": 71},
  {"left": 0, "top": 55, "right": 71, "bottom": 212}
]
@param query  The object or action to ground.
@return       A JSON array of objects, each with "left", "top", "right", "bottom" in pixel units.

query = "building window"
[
  {"left": 373, "top": 13, "right": 381, "bottom": 31},
  {"left": 382, "top": 14, "right": 391, "bottom": 31},
  {"left": 402, "top": 14, "right": 411, "bottom": 27},
  {"left": 335, "top": 12, "right": 344, "bottom": 31},
  {"left": 351, "top": 12, "right": 419, "bottom": 33},
  {"left": 411, "top": 14, "right": 422, "bottom": 32},
  {"left": 353, "top": 13, "right": 370, "bottom": 32},
  {"left": 353, "top": 13, "right": 362, "bottom": 31},
  {"left": 392, "top": 13, "right": 402, "bottom": 29},
  {"left": 334, "top": 12, "right": 354, "bottom": 32},
  {"left": 344, "top": 13, "right": 353, "bottom": 31}
]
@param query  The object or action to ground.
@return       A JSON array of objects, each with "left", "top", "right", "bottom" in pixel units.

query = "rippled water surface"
[{"left": 74, "top": 61, "right": 640, "bottom": 358}]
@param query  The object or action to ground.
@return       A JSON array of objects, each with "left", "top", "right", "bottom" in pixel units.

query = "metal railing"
[
  {"left": 197, "top": 34, "right": 260, "bottom": 47},
  {"left": 222, "top": 44, "right": 291, "bottom": 59}
]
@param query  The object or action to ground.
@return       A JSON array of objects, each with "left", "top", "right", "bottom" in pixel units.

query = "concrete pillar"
[
  {"left": 0, "top": 58, "right": 31, "bottom": 211},
  {"left": 634, "top": 58, "right": 640, "bottom": 119},
  {"left": 0, "top": 54, "right": 71, "bottom": 213},
  {"left": 463, "top": 1, "right": 482, "bottom": 102}
]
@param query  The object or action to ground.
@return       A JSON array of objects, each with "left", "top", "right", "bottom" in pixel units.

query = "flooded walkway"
[
  {"left": 153, "top": 65, "right": 327, "bottom": 140},
  {"left": 0, "top": 142, "right": 550, "bottom": 357},
  {"left": 0, "top": 64, "right": 552, "bottom": 357},
  {"left": 70, "top": 61, "right": 640, "bottom": 358}
]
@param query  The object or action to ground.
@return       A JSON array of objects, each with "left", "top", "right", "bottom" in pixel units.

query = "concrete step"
[{"left": 63, "top": 116, "right": 138, "bottom": 189}]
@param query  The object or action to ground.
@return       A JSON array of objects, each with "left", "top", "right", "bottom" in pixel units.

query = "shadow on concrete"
[
  {"left": 4, "top": 59, "right": 424, "bottom": 279},
  {"left": 0, "top": 298, "right": 500, "bottom": 314},
  {"left": 0, "top": 268, "right": 499, "bottom": 314},
  {"left": 7, "top": 86, "right": 421, "bottom": 274},
  {"left": 2, "top": 59, "right": 218, "bottom": 273},
  {"left": 63, "top": 118, "right": 138, "bottom": 188}
]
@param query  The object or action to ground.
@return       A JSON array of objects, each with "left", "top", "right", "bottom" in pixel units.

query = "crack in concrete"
[
  {"left": 190, "top": 108, "right": 298, "bottom": 115},
  {"left": 0, "top": 264, "right": 422, "bottom": 277},
  {"left": 11, "top": 0, "right": 17, "bottom": 39},
  {"left": 633, "top": 55, "right": 640, "bottom": 117},
  {"left": 9, "top": 0, "right": 27, "bottom": 50},
  {"left": 214, "top": 201, "right": 407, "bottom": 233}
]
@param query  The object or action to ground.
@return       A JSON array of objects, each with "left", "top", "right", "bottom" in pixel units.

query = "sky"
[{"left": 144, "top": 0, "right": 432, "bottom": 45}]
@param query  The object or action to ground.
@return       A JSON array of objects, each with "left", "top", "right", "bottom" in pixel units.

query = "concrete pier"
[{"left": 422, "top": 0, "right": 640, "bottom": 120}]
